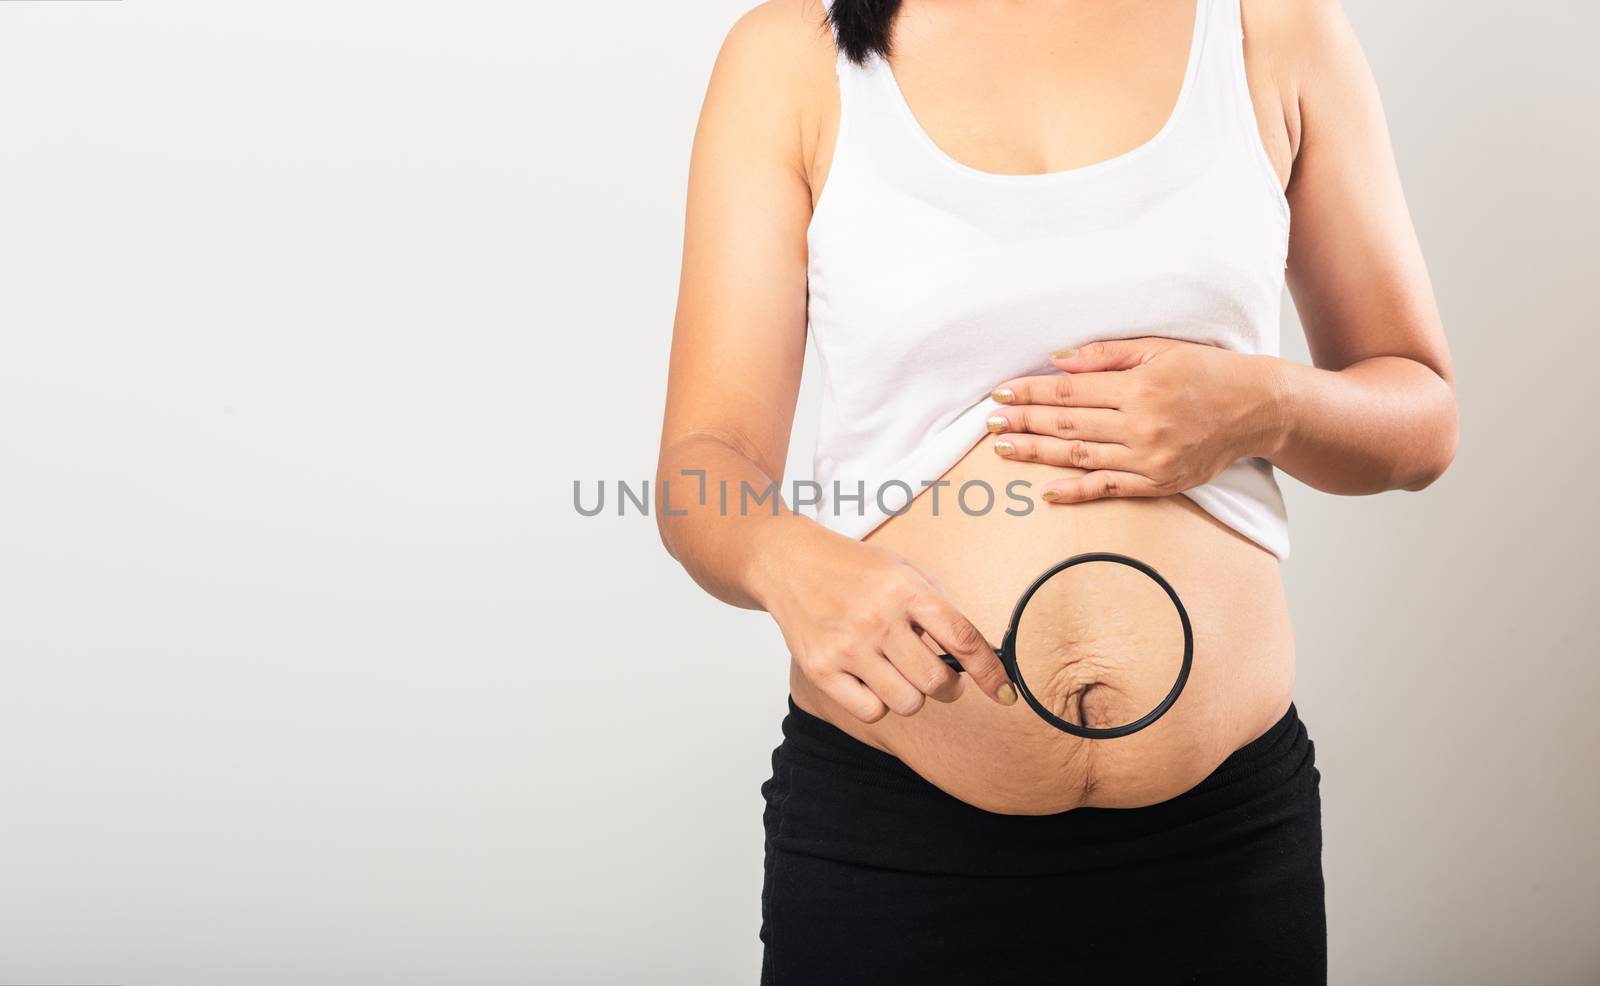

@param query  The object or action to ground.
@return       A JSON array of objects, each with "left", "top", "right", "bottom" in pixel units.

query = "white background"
[{"left": 1, "top": 1, "right": 1597, "bottom": 983}]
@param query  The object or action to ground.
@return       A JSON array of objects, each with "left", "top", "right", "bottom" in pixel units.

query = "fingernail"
[
  {"left": 985, "top": 415, "right": 1007, "bottom": 434},
  {"left": 1051, "top": 348, "right": 1077, "bottom": 360},
  {"left": 991, "top": 388, "right": 1014, "bottom": 403},
  {"left": 1041, "top": 489, "right": 1061, "bottom": 502},
  {"left": 993, "top": 440, "right": 1014, "bottom": 457},
  {"left": 998, "top": 682, "right": 1018, "bottom": 706}
]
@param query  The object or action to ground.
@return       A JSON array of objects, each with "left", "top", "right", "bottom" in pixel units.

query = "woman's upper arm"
[
  {"left": 1273, "top": 0, "right": 1453, "bottom": 383},
  {"left": 659, "top": 1, "right": 827, "bottom": 482}
]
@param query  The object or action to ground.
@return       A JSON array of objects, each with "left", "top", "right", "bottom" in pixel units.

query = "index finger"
[
  {"left": 909, "top": 594, "right": 1017, "bottom": 707},
  {"left": 991, "top": 371, "right": 1126, "bottom": 409}
]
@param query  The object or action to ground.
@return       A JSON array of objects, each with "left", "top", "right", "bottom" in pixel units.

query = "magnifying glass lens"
[{"left": 1010, "top": 559, "right": 1188, "bottom": 734}]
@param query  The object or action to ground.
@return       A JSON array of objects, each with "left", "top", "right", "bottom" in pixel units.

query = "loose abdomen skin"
[{"left": 790, "top": 437, "right": 1295, "bottom": 815}]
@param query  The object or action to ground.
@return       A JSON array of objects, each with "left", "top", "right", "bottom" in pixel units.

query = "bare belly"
[{"left": 791, "top": 438, "right": 1296, "bottom": 815}]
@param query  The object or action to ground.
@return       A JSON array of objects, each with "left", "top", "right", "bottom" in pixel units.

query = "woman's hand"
[
  {"left": 751, "top": 525, "right": 1018, "bottom": 723},
  {"left": 987, "top": 338, "right": 1286, "bottom": 504}
]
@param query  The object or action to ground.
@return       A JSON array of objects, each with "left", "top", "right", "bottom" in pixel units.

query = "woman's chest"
[{"left": 805, "top": 156, "right": 1288, "bottom": 385}]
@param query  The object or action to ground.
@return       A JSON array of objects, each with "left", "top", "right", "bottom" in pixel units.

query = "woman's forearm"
[
  {"left": 656, "top": 434, "right": 824, "bottom": 613},
  {"left": 1262, "top": 354, "right": 1458, "bottom": 495}
]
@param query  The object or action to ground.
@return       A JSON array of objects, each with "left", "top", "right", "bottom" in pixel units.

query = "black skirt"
[{"left": 759, "top": 698, "right": 1326, "bottom": 985}]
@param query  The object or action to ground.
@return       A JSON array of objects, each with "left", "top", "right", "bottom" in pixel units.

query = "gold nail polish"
[
  {"left": 1041, "top": 489, "right": 1061, "bottom": 502},
  {"left": 985, "top": 415, "right": 1008, "bottom": 434},
  {"left": 998, "top": 682, "right": 1018, "bottom": 706},
  {"left": 991, "top": 387, "right": 1014, "bottom": 403},
  {"left": 1051, "top": 348, "right": 1077, "bottom": 360},
  {"left": 993, "top": 440, "right": 1014, "bottom": 456}
]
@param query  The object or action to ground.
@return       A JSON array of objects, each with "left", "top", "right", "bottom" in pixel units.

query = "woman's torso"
[
  {"left": 792, "top": 448, "right": 1296, "bottom": 814},
  {"left": 790, "top": 0, "right": 1299, "bottom": 814}
]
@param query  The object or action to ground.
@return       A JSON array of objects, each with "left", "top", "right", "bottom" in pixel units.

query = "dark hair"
[{"left": 826, "top": 0, "right": 902, "bottom": 65}]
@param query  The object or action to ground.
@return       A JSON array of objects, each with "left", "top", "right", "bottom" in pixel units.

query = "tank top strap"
[
  {"left": 1207, "top": 0, "right": 1249, "bottom": 51},
  {"left": 1191, "top": 0, "right": 1292, "bottom": 221},
  {"left": 822, "top": 0, "right": 875, "bottom": 84},
  {"left": 816, "top": 4, "right": 922, "bottom": 190},
  {"left": 1193, "top": 0, "right": 1265, "bottom": 136},
  {"left": 821, "top": 0, "right": 854, "bottom": 74}
]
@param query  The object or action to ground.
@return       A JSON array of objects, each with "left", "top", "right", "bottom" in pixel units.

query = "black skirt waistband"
[{"left": 767, "top": 696, "right": 1317, "bottom": 877}]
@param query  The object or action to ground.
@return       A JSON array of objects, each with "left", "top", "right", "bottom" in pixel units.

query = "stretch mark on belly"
[{"left": 1012, "top": 561, "right": 1185, "bottom": 734}]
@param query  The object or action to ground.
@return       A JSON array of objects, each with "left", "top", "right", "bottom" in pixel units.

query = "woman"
[{"left": 657, "top": 0, "right": 1456, "bottom": 981}]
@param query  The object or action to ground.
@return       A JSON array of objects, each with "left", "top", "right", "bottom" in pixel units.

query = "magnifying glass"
[{"left": 937, "top": 552, "right": 1193, "bottom": 739}]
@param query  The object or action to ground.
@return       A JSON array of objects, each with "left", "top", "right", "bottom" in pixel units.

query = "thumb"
[{"left": 1049, "top": 338, "right": 1162, "bottom": 372}]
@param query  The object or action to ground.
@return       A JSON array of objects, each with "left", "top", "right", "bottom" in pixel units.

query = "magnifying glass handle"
[{"left": 936, "top": 648, "right": 1003, "bottom": 673}]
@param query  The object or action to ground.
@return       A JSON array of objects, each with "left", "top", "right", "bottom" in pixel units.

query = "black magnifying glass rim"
[{"left": 994, "top": 552, "right": 1194, "bottom": 740}]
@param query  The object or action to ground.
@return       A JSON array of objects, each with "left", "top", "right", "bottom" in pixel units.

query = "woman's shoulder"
[
  {"left": 1241, "top": 0, "right": 1363, "bottom": 61},
  {"left": 712, "top": 0, "right": 839, "bottom": 95},
  {"left": 707, "top": 0, "right": 842, "bottom": 202},
  {"left": 1241, "top": 0, "right": 1378, "bottom": 166}
]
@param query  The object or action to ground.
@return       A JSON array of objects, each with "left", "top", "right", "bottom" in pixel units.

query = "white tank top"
[{"left": 807, "top": 0, "right": 1293, "bottom": 558}]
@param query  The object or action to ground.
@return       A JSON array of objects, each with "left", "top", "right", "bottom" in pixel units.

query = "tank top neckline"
[{"left": 860, "top": 0, "right": 1210, "bottom": 186}]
